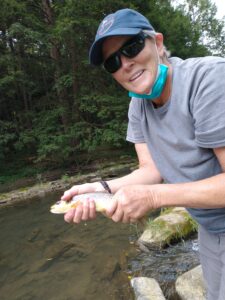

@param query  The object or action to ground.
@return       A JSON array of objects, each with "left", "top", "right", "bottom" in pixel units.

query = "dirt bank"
[{"left": 0, "top": 160, "right": 137, "bottom": 208}]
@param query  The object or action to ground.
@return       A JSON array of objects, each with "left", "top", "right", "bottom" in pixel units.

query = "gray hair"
[{"left": 143, "top": 30, "right": 171, "bottom": 59}]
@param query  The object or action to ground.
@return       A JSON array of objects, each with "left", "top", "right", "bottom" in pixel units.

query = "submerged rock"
[
  {"left": 131, "top": 277, "right": 166, "bottom": 300},
  {"left": 100, "top": 255, "right": 121, "bottom": 280},
  {"left": 175, "top": 265, "right": 206, "bottom": 300},
  {"left": 138, "top": 207, "right": 197, "bottom": 250}
]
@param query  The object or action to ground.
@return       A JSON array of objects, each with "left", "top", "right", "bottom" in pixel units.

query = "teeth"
[{"left": 130, "top": 71, "right": 143, "bottom": 81}]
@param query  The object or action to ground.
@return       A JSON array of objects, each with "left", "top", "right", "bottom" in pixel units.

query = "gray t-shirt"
[{"left": 126, "top": 56, "right": 225, "bottom": 233}]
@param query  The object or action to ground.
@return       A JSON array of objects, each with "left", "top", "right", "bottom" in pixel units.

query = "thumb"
[
  {"left": 105, "top": 196, "right": 118, "bottom": 218},
  {"left": 61, "top": 187, "right": 78, "bottom": 201}
]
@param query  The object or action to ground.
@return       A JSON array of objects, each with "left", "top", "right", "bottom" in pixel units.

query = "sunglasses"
[{"left": 103, "top": 32, "right": 148, "bottom": 73}]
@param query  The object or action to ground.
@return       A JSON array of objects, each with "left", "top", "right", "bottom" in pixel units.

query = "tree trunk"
[
  {"left": 41, "top": 0, "right": 71, "bottom": 130},
  {"left": 69, "top": 39, "right": 80, "bottom": 122}
]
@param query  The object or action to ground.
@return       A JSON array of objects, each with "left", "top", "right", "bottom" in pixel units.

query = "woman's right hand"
[
  {"left": 61, "top": 182, "right": 105, "bottom": 224},
  {"left": 61, "top": 182, "right": 104, "bottom": 201}
]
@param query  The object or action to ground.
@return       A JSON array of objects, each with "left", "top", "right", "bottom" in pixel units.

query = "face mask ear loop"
[
  {"left": 154, "top": 43, "right": 161, "bottom": 81},
  {"left": 155, "top": 41, "right": 161, "bottom": 65}
]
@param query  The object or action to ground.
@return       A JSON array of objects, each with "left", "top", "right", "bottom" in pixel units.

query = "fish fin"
[{"left": 71, "top": 200, "right": 81, "bottom": 209}]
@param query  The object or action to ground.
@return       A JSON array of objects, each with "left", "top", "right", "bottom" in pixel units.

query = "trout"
[{"left": 50, "top": 192, "right": 113, "bottom": 214}]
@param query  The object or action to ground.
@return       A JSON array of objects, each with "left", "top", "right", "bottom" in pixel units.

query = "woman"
[{"left": 62, "top": 9, "right": 225, "bottom": 299}]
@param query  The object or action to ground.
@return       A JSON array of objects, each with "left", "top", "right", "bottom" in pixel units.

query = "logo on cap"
[{"left": 98, "top": 15, "right": 114, "bottom": 36}]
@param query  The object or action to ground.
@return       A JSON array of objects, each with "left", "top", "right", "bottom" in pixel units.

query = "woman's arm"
[
  {"left": 63, "top": 143, "right": 162, "bottom": 223},
  {"left": 150, "top": 146, "right": 225, "bottom": 209},
  {"left": 105, "top": 147, "right": 225, "bottom": 223},
  {"left": 62, "top": 143, "right": 162, "bottom": 200},
  {"left": 105, "top": 143, "right": 163, "bottom": 193}
]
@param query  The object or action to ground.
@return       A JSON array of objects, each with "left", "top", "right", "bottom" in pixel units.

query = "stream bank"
[{"left": 0, "top": 159, "right": 137, "bottom": 207}]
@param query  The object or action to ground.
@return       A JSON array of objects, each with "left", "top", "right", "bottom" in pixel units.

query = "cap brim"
[{"left": 89, "top": 28, "right": 142, "bottom": 65}]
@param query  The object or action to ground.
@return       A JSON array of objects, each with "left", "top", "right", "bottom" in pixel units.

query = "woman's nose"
[{"left": 120, "top": 54, "right": 134, "bottom": 70}]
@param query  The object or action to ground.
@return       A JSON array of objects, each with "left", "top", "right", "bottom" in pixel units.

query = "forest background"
[{"left": 0, "top": 0, "right": 224, "bottom": 186}]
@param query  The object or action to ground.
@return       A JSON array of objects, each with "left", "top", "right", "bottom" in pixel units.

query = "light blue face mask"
[{"left": 128, "top": 64, "right": 168, "bottom": 100}]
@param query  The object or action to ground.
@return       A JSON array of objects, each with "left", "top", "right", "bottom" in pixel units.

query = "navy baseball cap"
[{"left": 89, "top": 8, "right": 156, "bottom": 66}]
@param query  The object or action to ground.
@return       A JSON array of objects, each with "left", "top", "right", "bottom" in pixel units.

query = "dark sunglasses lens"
[
  {"left": 104, "top": 54, "right": 121, "bottom": 73},
  {"left": 122, "top": 36, "right": 145, "bottom": 58},
  {"left": 103, "top": 34, "right": 146, "bottom": 73}
]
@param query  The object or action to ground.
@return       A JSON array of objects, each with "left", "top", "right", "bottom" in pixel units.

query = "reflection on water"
[{"left": 0, "top": 192, "right": 136, "bottom": 300}]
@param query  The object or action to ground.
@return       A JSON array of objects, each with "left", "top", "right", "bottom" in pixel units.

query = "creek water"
[
  {"left": 0, "top": 192, "right": 136, "bottom": 300},
  {"left": 0, "top": 191, "right": 200, "bottom": 300},
  {"left": 129, "top": 235, "right": 200, "bottom": 299}
]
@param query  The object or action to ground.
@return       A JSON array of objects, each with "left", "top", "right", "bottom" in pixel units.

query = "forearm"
[
  {"left": 151, "top": 173, "right": 225, "bottom": 209},
  {"left": 98, "top": 143, "right": 162, "bottom": 194},
  {"left": 105, "top": 166, "right": 162, "bottom": 194}
]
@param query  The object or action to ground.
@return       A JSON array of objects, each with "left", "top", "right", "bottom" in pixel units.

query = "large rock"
[
  {"left": 131, "top": 277, "right": 166, "bottom": 300},
  {"left": 138, "top": 207, "right": 197, "bottom": 250},
  {"left": 175, "top": 265, "right": 206, "bottom": 300}
]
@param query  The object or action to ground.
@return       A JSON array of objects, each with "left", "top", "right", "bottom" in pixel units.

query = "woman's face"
[{"left": 102, "top": 33, "right": 164, "bottom": 94}]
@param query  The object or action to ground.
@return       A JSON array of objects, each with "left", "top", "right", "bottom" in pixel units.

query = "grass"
[{"left": 144, "top": 208, "right": 198, "bottom": 247}]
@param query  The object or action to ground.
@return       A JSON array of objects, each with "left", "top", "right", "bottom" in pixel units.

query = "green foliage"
[
  {"left": 171, "top": 0, "right": 225, "bottom": 57},
  {"left": 0, "top": 120, "right": 17, "bottom": 162},
  {"left": 0, "top": 0, "right": 224, "bottom": 179},
  {"left": 61, "top": 173, "right": 70, "bottom": 182},
  {"left": 0, "top": 162, "right": 42, "bottom": 185}
]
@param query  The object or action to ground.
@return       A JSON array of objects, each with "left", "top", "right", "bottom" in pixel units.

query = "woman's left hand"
[{"left": 105, "top": 185, "right": 157, "bottom": 223}]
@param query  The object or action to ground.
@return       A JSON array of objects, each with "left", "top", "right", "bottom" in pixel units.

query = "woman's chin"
[
  {"left": 132, "top": 88, "right": 150, "bottom": 95},
  {"left": 129, "top": 84, "right": 151, "bottom": 95},
  {"left": 124, "top": 82, "right": 151, "bottom": 94}
]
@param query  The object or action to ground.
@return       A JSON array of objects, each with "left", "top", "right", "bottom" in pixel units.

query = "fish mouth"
[{"left": 50, "top": 206, "right": 63, "bottom": 214}]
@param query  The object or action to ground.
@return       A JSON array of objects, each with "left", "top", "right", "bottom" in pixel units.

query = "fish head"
[{"left": 50, "top": 199, "right": 81, "bottom": 214}]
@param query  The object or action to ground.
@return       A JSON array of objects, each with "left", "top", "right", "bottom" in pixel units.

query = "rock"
[
  {"left": 138, "top": 207, "right": 197, "bottom": 249},
  {"left": 100, "top": 256, "right": 121, "bottom": 280},
  {"left": 175, "top": 265, "right": 206, "bottom": 300},
  {"left": 131, "top": 277, "right": 166, "bottom": 300}
]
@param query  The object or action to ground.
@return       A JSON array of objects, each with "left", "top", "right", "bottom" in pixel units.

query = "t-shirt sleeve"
[
  {"left": 126, "top": 98, "right": 145, "bottom": 143},
  {"left": 193, "top": 61, "right": 225, "bottom": 148}
]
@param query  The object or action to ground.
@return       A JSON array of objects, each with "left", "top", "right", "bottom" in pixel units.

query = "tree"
[
  {"left": 171, "top": 0, "right": 225, "bottom": 56},
  {"left": 0, "top": 0, "right": 224, "bottom": 178}
]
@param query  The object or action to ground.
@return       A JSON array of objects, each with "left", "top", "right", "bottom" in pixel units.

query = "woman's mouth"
[{"left": 130, "top": 70, "right": 144, "bottom": 82}]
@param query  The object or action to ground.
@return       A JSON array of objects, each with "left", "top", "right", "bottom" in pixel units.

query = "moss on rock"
[{"left": 138, "top": 208, "right": 197, "bottom": 250}]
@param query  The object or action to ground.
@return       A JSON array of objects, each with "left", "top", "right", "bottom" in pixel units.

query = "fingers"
[
  {"left": 111, "top": 210, "right": 124, "bottom": 223},
  {"left": 81, "top": 199, "right": 96, "bottom": 221},
  {"left": 128, "top": 218, "right": 138, "bottom": 224},
  {"left": 111, "top": 211, "right": 137, "bottom": 224},
  {"left": 106, "top": 195, "right": 128, "bottom": 223},
  {"left": 61, "top": 185, "right": 85, "bottom": 201},
  {"left": 61, "top": 184, "right": 80, "bottom": 201},
  {"left": 89, "top": 199, "right": 96, "bottom": 219},
  {"left": 61, "top": 182, "right": 98, "bottom": 202},
  {"left": 105, "top": 197, "right": 118, "bottom": 218},
  {"left": 61, "top": 189, "right": 75, "bottom": 201},
  {"left": 64, "top": 199, "right": 96, "bottom": 224},
  {"left": 107, "top": 191, "right": 139, "bottom": 224},
  {"left": 64, "top": 208, "right": 76, "bottom": 223}
]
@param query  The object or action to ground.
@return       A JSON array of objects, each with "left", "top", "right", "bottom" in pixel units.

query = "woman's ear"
[{"left": 155, "top": 33, "right": 164, "bottom": 58}]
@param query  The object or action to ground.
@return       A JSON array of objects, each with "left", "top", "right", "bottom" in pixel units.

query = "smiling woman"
[
  {"left": 102, "top": 33, "right": 162, "bottom": 97},
  {"left": 62, "top": 7, "right": 225, "bottom": 300}
]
